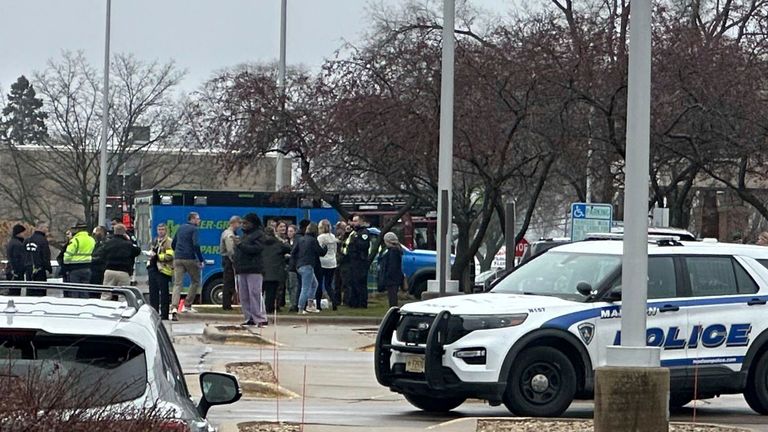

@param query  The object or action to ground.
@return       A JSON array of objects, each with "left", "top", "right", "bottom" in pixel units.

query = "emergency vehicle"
[{"left": 375, "top": 238, "right": 768, "bottom": 417}]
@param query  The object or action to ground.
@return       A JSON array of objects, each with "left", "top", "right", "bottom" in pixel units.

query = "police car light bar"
[{"left": 583, "top": 232, "right": 683, "bottom": 246}]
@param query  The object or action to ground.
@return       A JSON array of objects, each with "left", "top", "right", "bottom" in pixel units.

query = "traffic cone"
[{"left": 179, "top": 298, "right": 185, "bottom": 313}]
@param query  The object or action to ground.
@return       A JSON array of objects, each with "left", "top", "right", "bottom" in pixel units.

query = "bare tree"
[{"left": 19, "top": 51, "right": 187, "bottom": 228}]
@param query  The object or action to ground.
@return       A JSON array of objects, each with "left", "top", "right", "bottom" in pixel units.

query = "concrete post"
[{"left": 505, "top": 201, "right": 515, "bottom": 271}]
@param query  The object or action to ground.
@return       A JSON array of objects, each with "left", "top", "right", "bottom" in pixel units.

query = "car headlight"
[{"left": 459, "top": 314, "right": 528, "bottom": 331}]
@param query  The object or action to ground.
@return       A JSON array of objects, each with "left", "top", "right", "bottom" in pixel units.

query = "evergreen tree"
[{"left": 0, "top": 75, "right": 48, "bottom": 146}]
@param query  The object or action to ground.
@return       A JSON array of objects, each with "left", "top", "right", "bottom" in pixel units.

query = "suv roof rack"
[{"left": 0, "top": 282, "right": 145, "bottom": 315}]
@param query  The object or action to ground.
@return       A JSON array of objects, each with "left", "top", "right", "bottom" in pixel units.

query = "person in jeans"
[
  {"left": 171, "top": 212, "right": 204, "bottom": 320},
  {"left": 285, "top": 224, "right": 300, "bottom": 312},
  {"left": 234, "top": 213, "right": 271, "bottom": 326},
  {"left": 292, "top": 222, "right": 327, "bottom": 314},
  {"left": 377, "top": 232, "right": 404, "bottom": 308},
  {"left": 316, "top": 219, "right": 339, "bottom": 310},
  {"left": 101, "top": 223, "right": 141, "bottom": 286},
  {"left": 148, "top": 223, "right": 174, "bottom": 320},
  {"left": 219, "top": 216, "right": 241, "bottom": 311},
  {"left": 262, "top": 226, "right": 291, "bottom": 313}
]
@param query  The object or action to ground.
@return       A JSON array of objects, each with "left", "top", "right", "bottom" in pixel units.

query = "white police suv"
[
  {"left": 375, "top": 238, "right": 768, "bottom": 417},
  {"left": 0, "top": 282, "right": 241, "bottom": 431}
]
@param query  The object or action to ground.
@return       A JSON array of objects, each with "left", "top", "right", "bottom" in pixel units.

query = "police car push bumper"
[{"left": 375, "top": 307, "right": 508, "bottom": 403}]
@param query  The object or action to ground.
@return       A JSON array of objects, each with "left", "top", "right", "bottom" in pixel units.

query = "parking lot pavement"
[{"left": 170, "top": 321, "right": 768, "bottom": 432}]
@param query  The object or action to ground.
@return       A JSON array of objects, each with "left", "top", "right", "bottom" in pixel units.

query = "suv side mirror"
[
  {"left": 197, "top": 372, "right": 242, "bottom": 417},
  {"left": 576, "top": 281, "right": 593, "bottom": 297}
]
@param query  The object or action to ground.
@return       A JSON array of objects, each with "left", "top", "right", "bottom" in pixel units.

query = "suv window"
[
  {"left": 157, "top": 324, "right": 189, "bottom": 398},
  {"left": 0, "top": 332, "right": 146, "bottom": 407},
  {"left": 608, "top": 256, "right": 677, "bottom": 299},
  {"left": 685, "top": 256, "right": 757, "bottom": 296}
]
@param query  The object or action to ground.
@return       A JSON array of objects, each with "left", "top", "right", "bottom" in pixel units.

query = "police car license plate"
[{"left": 405, "top": 356, "right": 425, "bottom": 373}]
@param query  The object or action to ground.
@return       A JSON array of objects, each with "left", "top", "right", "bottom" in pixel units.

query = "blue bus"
[{"left": 133, "top": 189, "right": 339, "bottom": 304}]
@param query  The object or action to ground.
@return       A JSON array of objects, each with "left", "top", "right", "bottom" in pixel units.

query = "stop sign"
[{"left": 514, "top": 238, "right": 529, "bottom": 257}]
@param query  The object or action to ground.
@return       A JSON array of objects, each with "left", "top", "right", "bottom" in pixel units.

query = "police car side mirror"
[{"left": 576, "top": 281, "right": 593, "bottom": 297}]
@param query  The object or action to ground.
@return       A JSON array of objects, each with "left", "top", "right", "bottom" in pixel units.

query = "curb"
[
  {"left": 473, "top": 418, "right": 753, "bottom": 432},
  {"left": 181, "top": 312, "right": 382, "bottom": 326},
  {"left": 202, "top": 324, "right": 278, "bottom": 345}
]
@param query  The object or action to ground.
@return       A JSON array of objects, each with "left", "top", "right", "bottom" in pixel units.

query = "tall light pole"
[
  {"left": 98, "top": 0, "right": 112, "bottom": 228},
  {"left": 425, "top": 0, "right": 459, "bottom": 298},
  {"left": 275, "top": 0, "right": 287, "bottom": 191},
  {"left": 594, "top": 1, "right": 668, "bottom": 430}
]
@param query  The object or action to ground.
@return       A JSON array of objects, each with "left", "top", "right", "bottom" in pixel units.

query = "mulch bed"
[
  {"left": 478, "top": 419, "right": 748, "bottom": 431},
  {"left": 238, "top": 421, "right": 301, "bottom": 432},
  {"left": 215, "top": 325, "right": 252, "bottom": 334},
  {"left": 225, "top": 362, "right": 277, "bottom": 384}
]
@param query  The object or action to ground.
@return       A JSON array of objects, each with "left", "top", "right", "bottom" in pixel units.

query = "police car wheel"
[
  {"left": 403, "top": 393, "right": 466, "bottom": 412},
  {"left": 744, "top": 351, "right": 768, "bottom": 415},
  {"left": 503, "top": 346, "right": 577, "bottom": 417}
]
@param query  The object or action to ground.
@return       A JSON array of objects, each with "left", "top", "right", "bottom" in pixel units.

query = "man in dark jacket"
[
  {"left": 234, "top": 213, "right": 274, "bottom": 327},
  {"left": 377, "top": 232, "right": 404, "bottom": 308},
  {"left": 262, "top": 226, "right": 291, "bottom": 313},
  {"left": 90, "top": 226, "right": 108, "bottom": 285},
  {"left": 100, "top": 223, "right": 141, "bottom": 286},
  {"left": 341, "top": 214, "right": 372, "bottom": 308},
  {"left": 171, "top": 212, "right": 204, "bottom": 319},
  {"left": 5, "top": 224, "right": 27, "bottom": 295},
  {"left": 23, "top": 221, "right": 51, "bottom": 296}
]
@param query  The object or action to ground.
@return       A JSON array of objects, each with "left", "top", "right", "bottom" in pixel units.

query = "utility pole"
[{"left": 98, "top": 0, "right": 112, "bottom": 228}]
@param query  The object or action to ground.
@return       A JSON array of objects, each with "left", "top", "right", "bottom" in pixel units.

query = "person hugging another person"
[
  {"left": 378, "top": 232, "right": 404, "bottom": 308},
  {"left": 262, "top": 226, "right": 291, "bottom": 314},
  {"left": 234, "top": 213, "right": 273, "bottom": 327},
  {"left": 292, "top": 222, "right": 327, "bottom": 314}
]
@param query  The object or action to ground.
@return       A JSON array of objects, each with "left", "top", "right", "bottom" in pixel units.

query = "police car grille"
[{"left": 396, "top": 314, "right": 435, "bottom": 344}]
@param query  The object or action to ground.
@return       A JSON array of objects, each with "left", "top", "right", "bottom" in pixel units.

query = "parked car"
[{"left": 0, "top": 282, "right": 241, "bottom": 430}]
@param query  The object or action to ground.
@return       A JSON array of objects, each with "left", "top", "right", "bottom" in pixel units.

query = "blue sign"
[{"left": 570, "top": 202, "right": 613, "bottom": 241}]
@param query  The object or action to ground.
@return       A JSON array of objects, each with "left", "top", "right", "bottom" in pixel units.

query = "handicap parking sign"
[{"left": 570, "top": 202, "right": 612, "bottom": 241}]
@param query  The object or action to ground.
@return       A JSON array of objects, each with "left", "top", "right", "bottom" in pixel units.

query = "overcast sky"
[{"left": 0, "top": 0, "right": 513, "bottom": 95}]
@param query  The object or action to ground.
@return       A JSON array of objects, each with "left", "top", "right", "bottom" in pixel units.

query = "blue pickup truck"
[{"left": 134, "top": 189, "right": 439, "bottom": 303}]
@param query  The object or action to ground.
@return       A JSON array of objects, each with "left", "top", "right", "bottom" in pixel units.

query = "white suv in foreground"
[
  {"left": 375, "top": 239, "right": 768, "bottom": 417},
  {"left": 0, "top": 282, "right": 241, "bottom": 431}
]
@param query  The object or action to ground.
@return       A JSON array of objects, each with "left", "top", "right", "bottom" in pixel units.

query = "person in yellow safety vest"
[
  {"left": 63, "top": 221, "right": 96, "bottom": 298},
  {"left": 148, "top": 223, "right": 174, "bottom": 320}
]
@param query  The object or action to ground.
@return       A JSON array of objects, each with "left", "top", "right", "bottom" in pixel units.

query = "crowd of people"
[
  {"left": 4, "top": 211, "right": 406, "bottom": 325},
  {"left": 214, "top": 212, "right": 403, "bottom": 326}
]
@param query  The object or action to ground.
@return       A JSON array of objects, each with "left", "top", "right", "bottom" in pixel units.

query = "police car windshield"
[{"left": 491, "top": 251, "right": 621, "bottom": 301}]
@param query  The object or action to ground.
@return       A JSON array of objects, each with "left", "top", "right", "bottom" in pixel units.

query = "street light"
[
  {"left": 97, "top": 0, "right": 112, "bottom": 228},
  {"left": 424, "top": 0, "right": 459, "bottom": 299},
  {"left": 275, "top": 0, "right": 288, "bottom": 191}
]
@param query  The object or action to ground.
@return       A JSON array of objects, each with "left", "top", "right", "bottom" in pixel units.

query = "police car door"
[
  {"left": 596, "top": 256, "right": 688, "bottom": 372},
  {"left": 681, "top": 255, "right": 763, "bottom": 378}
]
